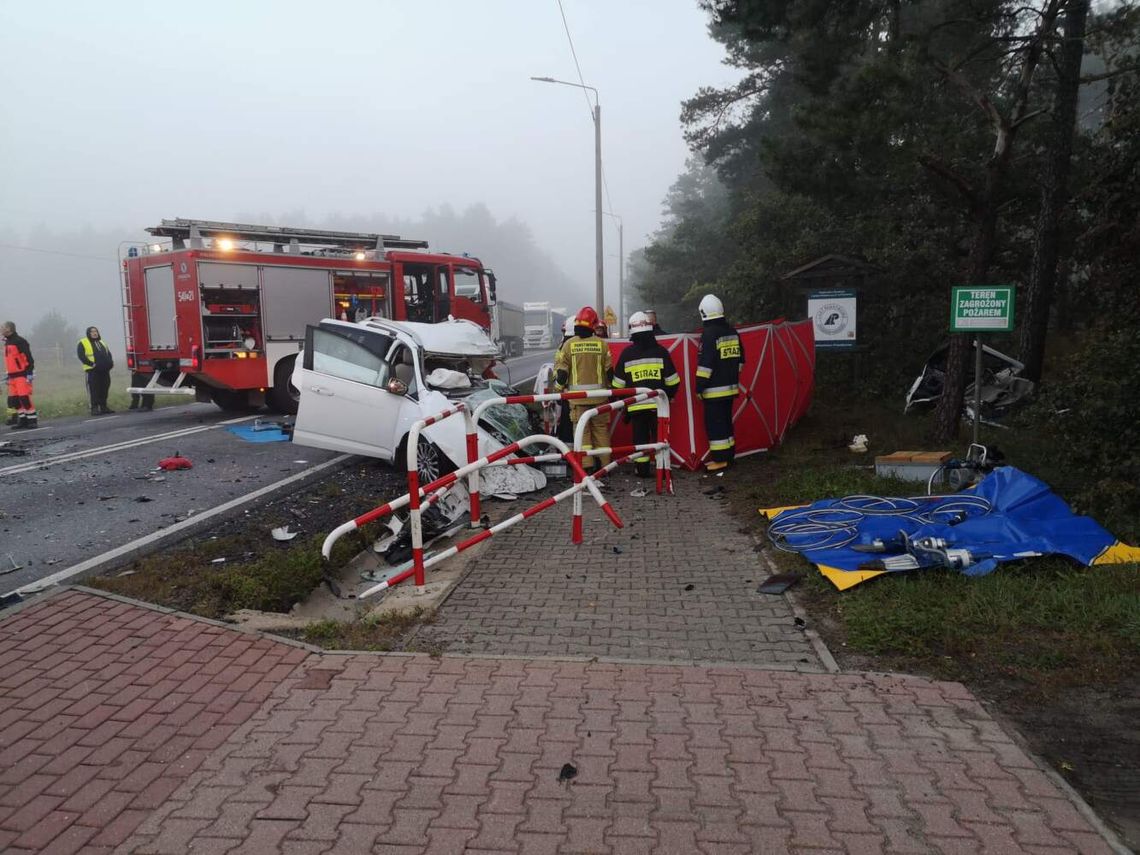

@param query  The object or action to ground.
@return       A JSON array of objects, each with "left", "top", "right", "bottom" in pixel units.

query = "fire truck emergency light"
[
  {"left": 354, "top": 251, "right": 366, "bottom": 261},
  {"left": 217, "top": 238, "right": 235, "bottom": 251}
]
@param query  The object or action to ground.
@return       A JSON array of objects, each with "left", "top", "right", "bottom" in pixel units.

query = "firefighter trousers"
[
  {"left": 630, "top": 410, "right": 658, "bottom": 476},
  {"left": 569, "top": 402, "right": 610, "bottom": 470},
  {"left": 702, "top": 397, "right": 736, "bottom": 464}
]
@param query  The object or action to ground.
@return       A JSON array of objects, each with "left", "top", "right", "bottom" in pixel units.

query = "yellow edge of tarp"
[
  {"left": 759, "top": 504, "right": 889, "bottom": 590},
  {"left": 1092, "top": 541, "right": 1140, "bottom": 565},
  {"left": 759, "top": 504, "right": 806, "bottom": 520},
  {"left": 817, "top": 564, "right": 885, "bottom": 590}
]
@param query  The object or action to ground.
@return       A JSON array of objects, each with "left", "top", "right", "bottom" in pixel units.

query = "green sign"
[{"left": 950, "top": 285, "right": 1015, "bottom": 332}]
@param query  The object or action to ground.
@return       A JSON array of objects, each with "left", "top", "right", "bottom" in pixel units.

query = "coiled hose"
[{"left": 767, "top": 494, "right": 992, "bottom": 554}]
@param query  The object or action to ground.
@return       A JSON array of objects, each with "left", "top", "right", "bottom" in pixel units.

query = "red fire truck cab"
[{"left": 122, "top": 218, "right": 497, "bottom": 413}]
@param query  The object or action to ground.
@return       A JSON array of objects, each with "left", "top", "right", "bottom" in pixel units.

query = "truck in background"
[
  {"left": 491, "top": 300, "right": 525, "bottom": 357},
  {"left": 522, "top": 302, "right": 567, "bottom": 350},
  {"left": 122, "top": 218, "right": 498, "bottom": 414}
]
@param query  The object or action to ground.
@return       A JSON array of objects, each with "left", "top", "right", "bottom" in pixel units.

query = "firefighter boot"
[
  {"left": 24, "top": 413, "right": 38, "bottom": 430},
  {"left": 4, "top": 413, "right": 17, "bottom": 427}
]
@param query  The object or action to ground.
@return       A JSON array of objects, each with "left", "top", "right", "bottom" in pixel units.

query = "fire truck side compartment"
[
  {"left": 261, "top": 266, "right": 334, "bottom": 341},
  {"left": 144, "top": 265, "right": 177, "bottom": 349}
]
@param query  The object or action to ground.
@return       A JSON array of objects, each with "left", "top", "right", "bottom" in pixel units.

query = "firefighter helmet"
[
  {"left": 574, "top": 306, "right": 600, "bottom": 329},
  {"left": 698, "top": 294, "right": 725, "bottom": 321},
  {"left": 627, "top": 311, "right": 653, "bottom": 335}
]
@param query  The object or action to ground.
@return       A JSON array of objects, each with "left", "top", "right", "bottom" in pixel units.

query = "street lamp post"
[
  {"left": 601, "top": 212, "right": 623, "bottom": 333},
  {"left": 531, "top": 76, "right": 604, "bottom": 319}
]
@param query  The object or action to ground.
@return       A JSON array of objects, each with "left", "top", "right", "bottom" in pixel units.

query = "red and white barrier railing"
[
  {"left": 322, "top": 387, "right": 674, "bottom": 596},
  {"left": 569, "top": 391, "right": 671, "bottom": 543}
]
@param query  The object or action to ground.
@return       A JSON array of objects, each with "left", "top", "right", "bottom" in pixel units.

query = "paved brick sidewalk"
[
  {"left": 120, "top": 650, "right": 1118, "bottom": 855},
  {"left": 413, "top": 472, "right": 821, "bottom": 669},
  {"left": 0, "top": 591, "right": 307, "bottom": 854}
]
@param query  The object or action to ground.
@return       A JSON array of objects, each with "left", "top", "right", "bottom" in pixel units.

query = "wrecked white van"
[{"left": 291, "top": 317, "right": 546, "bottom": 492}]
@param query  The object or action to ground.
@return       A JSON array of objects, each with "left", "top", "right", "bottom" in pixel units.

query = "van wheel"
[
  {"left": 269, "top": 355, "right": 300, "bottom": 414},
  {"left": 211, "top": 389, "right": 256, "bottom": 412}
]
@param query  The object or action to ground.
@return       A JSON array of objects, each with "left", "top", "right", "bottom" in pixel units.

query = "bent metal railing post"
[
  {"left": 570, "top": 390, "right": 671, "bottom": 543},
  {"left": 321, "top": 387, "right": 674, "bottom": 596}
]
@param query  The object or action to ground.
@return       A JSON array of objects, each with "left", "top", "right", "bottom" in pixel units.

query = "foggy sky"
[{"left": 1, "top": 1, "right": 738, "bottom": 334}]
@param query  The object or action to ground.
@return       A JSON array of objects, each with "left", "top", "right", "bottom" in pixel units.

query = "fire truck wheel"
[
  {"left": 210, "top": 389, "right": 256, "bottom": 412},
  {"left": 269, "top": 356, "right": 300, "bottom": 415}
]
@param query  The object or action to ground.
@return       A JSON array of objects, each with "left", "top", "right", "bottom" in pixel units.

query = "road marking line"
[
  {"left": 0, "top": 415, "right": 257, "bottom": 476},
  {"left": 7, "top": 454, "right": 353, "bottom": 598}
]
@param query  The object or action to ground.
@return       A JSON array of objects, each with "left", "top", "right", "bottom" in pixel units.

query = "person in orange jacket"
[{"left": 3, "top": 321, "right": 37, "bottom": 430}]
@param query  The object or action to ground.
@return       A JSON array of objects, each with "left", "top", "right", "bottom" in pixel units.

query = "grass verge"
[
  {"left": 293, "top": 608, "right": 435, "bottom": 652},
  {"left": 16, "top": 362, "right": 184, "bottom": 419},
  {"left": 726, "top": 397, "right": 1139, "bottom": 695},
  {"left": 88, "top": 530, "right": 371, "bottom": 620}
]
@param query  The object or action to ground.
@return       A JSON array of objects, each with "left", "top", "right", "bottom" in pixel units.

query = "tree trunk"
[
  {"left": 931, "top": 0, "right": 1061, "bottom": 443},
  {"left": 1018, "top": 0, "right": 1091, "bottom": 383},
  {"left": 933, "top": 196, "right": 1000, "bottom": 442}
]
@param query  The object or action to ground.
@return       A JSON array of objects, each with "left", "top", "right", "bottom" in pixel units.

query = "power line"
[
  {"left": 556, "top": 0, "right": 595, "bottom": 120},
  {"left": 554, "top": 0, "right": 617, "bottom": 227},
  {"left": 0, "top": 243, "right": 115, "bottom": 262}
]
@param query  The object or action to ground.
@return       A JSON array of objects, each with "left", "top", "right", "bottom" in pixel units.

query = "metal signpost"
[{"left": 950, "top": 285, "right": 1016, "bottom": 444}]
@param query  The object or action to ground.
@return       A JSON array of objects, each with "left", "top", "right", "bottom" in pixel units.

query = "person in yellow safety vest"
[
  {"left": 695, "top": 294, "right": 744, "bottom": 472},
  {"left": 612, "top": 311, "right": 680, "bottom": 477},
  {"left": 554, "top": 306, "right": 613, "bottom": 474},
  {"left": 77, "top": 326, "right": 115, "bottom": 415}
]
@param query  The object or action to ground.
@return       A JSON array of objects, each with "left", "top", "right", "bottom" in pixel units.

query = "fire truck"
[{"left": 121, "top": 218, "right": 498, "bottom": 413}]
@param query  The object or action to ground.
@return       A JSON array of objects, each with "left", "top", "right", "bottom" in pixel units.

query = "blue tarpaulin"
[
  {"left": 764, "top": 467, "right": 1140, "bottom": 589},
  {"left": 227, "top": 425, "right": 290, "bottom": 443}
]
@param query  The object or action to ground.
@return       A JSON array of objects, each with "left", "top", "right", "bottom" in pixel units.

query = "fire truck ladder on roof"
[{"left": 145, "top": 218, "right": 430, "bottom": 252}]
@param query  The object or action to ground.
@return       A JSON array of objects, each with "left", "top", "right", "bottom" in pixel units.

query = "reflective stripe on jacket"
[
  {"left": 554, "top": 334, "right": 612, "bottom": 391},
  {"left": 612, "top": 339, "right": 680, "bottom": 413},
  {"left": 695, "top": 319, "right": 743, "bottom": 400}
]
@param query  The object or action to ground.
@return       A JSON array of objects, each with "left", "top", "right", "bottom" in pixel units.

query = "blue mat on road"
[{"left": 227, "top": 425, "right": 291, "bottom": 443}]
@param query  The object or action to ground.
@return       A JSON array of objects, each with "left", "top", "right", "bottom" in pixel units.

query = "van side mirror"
[
  {"left": 386, "top": 378, "right": 408, "bottom": 396},
  {"left": 486, "top": 271, "right": 497, "bottom": 305}
]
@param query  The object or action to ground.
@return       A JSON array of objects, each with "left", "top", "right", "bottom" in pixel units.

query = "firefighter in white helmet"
[
  {"left": 695, "top": 295, "right": 744, "bottom": 471},
  {"left": 612, "top": 312, "right": 679, "bottom": 477}
]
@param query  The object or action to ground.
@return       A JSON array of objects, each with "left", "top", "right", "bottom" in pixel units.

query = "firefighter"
[
  {"left": 554, "top": 307, "right": 613, "bottom": 474},
  {"left": 612, "top": 311, "right": 680, "bottom": 477},
  {"left": 695, "top": 295, "right": 744, "bottom": 472},
  {"left": 644, "top": 309, "right": 666, "bottom": 334},
  {"left": 2, "top": 321, "right": 37, "bottom": 430},
  {"left": 77, "top": 326, "right": 115, "bottom": 415},
  {"left": 128, "top": 371, "right": 154, "bottom": 412}
]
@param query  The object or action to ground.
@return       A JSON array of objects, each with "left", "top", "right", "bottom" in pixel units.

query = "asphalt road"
[
  {"left": 0, "top": 402, "right": 342, "bottom": 596},
  {"left": 496, "top": 348, "right": 555, "bottom": 389},
  {"left": 0, "top": 351, "right": 554, "bottom": 598}
]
